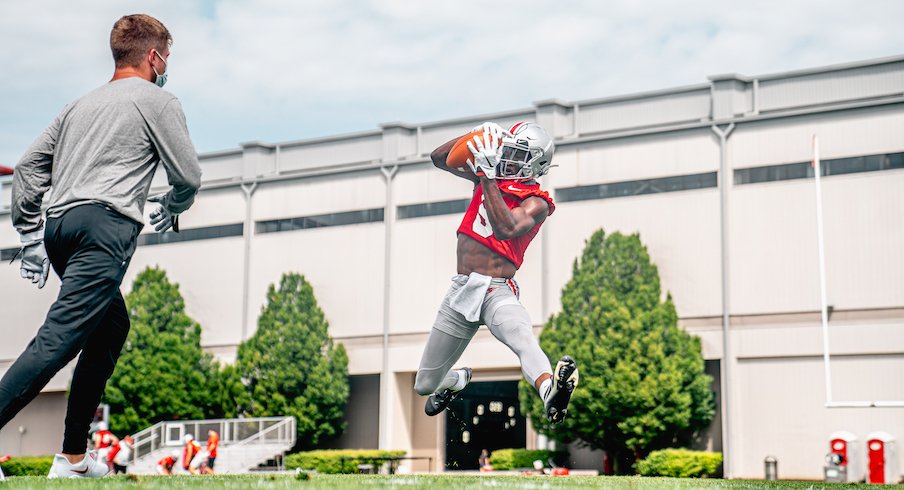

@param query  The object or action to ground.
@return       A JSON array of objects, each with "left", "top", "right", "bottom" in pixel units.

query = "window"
[
  {"left": 824, "top": 152, "right": 904, "bottom": 176},
  {"left": 734, "top": 163, "right": 811, "bottom": 185},
  {"left": 256, "top": 208, "right": 384, "bottom": 234},
  {"left": 735, "top": 151, "right": 904, "bottom": 185},
  {"left": 556, "top": 172, "right": 717, "bottom": 203},
  {"left": 138, "top": 223, "right": 243, "bottom": 247},
  {"left": 397, "top": 199, "right": 470, "bottom": 220}
]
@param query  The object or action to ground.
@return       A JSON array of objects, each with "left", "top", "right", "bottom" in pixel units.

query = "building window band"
[
  {"left": 556, "top": 172, "right": 718, "bottom": 203},
  {"left": 256, "top": 208, "right": 384, "bottom": 234},
  {"left": 397, "top": 199, "right": 471, "bottom": 220},
  {"left": 138, "top": 223, "right": 244, "bottom": 247},
  {"left": 735, "top": 152, "right": 904, "bottom": 185}
]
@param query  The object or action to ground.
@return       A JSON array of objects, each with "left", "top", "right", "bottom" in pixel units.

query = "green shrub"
[
  {"left": 489, "top": 448, "right": 567, "bottom": 470},
  {"left": 0, "top": 455, "right": 54, "bottom": 476},
  {"left": 285, "top": 449, "right": 406, "bottom": 474},
  {"left": 635, "top": 449, "right": 722, "bottom": 478}
]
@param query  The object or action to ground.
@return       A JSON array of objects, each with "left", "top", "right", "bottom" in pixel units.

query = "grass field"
[{"left": 0, "top": 474, "right": 895, "bottom": 489}]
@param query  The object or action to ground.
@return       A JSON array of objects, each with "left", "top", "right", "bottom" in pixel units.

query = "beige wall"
[
  {"left": 126, "top": 237, "right": 246, "bottom": 349},
  {"left": 0, "top": 392, "right": 66, "bottom": 456},
  {"left": 729, "top": 147, "right": 904, "bottom": 316},
  {"left": 733, "top": 353, "right": 904, "bottom": 479},
  {"left": 545, "top": 189, "right": 724, "bottom": 319}
]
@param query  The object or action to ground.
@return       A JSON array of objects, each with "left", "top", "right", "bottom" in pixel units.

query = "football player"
[{"left": 414, "top": 122, "right": 579, "bottom": 424}]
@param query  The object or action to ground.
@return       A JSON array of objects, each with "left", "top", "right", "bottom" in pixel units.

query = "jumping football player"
[{"left": 414, "top": 122, "right": 579, "bottom": 424}]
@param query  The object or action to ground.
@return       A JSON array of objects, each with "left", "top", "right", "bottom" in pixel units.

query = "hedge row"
[
  {"left": 285, "top": 449, "right": 406, "bottom": 474},
  {"left": 489, "top": 448, "right": 567, "bottom": 470},
  {"left": 635, "top": 449, "right": 722, "bottom": 478},
  {"left": 0, "top": 456, "right": 54, "bottom": 476}
]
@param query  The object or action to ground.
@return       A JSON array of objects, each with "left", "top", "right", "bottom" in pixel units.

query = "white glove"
[
  {"left": 17, "top": 229, "right": 50, "bottom": 289},
  {"left": 470, "top": 121, "right": 508, "bottom": 135},
  {"left": 465, "top": 124, "right": 506, "bottom": 179},
  {"left": 148, "top": 193, "right": 180, "bottom": 233}
]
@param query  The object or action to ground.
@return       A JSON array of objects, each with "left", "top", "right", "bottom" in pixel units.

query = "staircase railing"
[
  {"left": 228, "top": 416, "right": 296, "bottom": 450},
  {"left": 128, "top": 416, "right": 296, "bottom": 465}
]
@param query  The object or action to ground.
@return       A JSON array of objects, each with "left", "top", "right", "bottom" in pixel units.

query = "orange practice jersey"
[
  {"left": 183, "top": 441, "right": 200, "bottom": 468},
  {"left": 206, "top": 432, "right": 219, "bottom": 458},
  {"left": 159, "top": 456, "right": 176, "bottom": 468},
  {"left": 456, "top": 180, "right": 555, "bottom": 269}
]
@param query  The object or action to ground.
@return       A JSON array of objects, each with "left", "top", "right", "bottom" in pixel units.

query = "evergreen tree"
[
  {"left": 520, "top": 230, "right": 715, "bottom": 473},
  {"left": 236, "top": 272, "right": 349, "bottom": 449},
  {"left": 104, "top": 267, "right": 219, "bottom": 435},
  {"left": 209, "top": 363, "right": 252, "bottom": 419}
]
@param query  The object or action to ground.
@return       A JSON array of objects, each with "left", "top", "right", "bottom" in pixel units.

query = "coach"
[{"left": 1, "top": 14, "right": 201, "bottom": 478}]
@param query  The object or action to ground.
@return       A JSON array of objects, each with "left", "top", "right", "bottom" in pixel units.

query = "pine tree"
[
  {"left": 104, "top": 267, "right": 220, "bottom": 435},
  {"left": 520, "top": 230, "right": 715, "bottom": 473},
  {"left": 236, "top": 272, "right": 349, "bottom": 449}
]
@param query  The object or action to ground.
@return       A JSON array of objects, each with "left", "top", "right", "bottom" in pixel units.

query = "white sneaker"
[{"left": 47, "top": 451, "right": 110, "bottom": 478}]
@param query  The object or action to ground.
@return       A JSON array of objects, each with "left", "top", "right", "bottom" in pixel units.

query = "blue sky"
[{"left": 1, "top": 0, "right": 903, "bottom": 164}]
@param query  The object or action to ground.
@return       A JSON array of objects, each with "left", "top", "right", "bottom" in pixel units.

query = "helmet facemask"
[
  {"left": 495, "top": 122, "right": 555, "bottom": 181},
  {"left": 497, "top": 137, "right": 534, "bottom": 180}
]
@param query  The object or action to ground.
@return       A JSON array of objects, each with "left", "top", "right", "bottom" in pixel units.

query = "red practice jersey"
[
  {"left": 456, "top": 180, "right": 555, "bottom": 269},
  {"left": 159, "top": 455, "right": 176, "bottom": 469},
  {"left": 183, "top": 441, "right": 200, "bottom": 468},
  {"left": 206, "top": 432, "right": 219, "bottom": 458},
  {"left": 94, "top": 430, "right": 115, "bottom": 449}
]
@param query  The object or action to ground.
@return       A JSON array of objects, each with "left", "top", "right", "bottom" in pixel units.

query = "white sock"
[
  {"left": 452, "top": 369, "right": 469, "bottom": 391},
  {"left": 539, "top": 378, "right": 552, "bottom": 402},
  {"left": 437, "top": 369, "right": 468, "bottom": 393}
]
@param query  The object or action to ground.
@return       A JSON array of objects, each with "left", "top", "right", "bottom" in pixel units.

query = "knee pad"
[{"left": 414, "top": 371, "right": 439, "bottom": 396}]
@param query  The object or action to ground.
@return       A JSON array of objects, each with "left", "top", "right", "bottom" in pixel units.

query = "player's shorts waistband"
[{"left": 452, "top": 274, "right": 519, "bottom": 297}]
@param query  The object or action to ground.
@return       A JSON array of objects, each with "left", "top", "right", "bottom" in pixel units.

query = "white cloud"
[{"left": 1, "top": 0, "right": 902, "bottom": 163}]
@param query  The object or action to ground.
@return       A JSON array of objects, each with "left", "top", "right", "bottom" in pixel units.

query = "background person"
[
  {"left": 0, "top": 13, "right": 201, "bottom": 479},
  {"left": 182, "top": 434, "right": 201, "bottom": 475},
  {"left": 110, "top": 435, "right": 133, "bottom": 474},
  {"left": 479, "top": 449, "right": 492, "bottom": 472},
  {"left": 92, "top": 421, "right": 118, "bottom": 471},
  {"left": 157, "top": 451, "right": 179, "bottom": 476},
  {"left": 204, "top": 429, "right": 219, "bottom": 474}
]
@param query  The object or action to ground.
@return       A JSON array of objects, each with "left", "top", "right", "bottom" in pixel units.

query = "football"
[{"left": 446, "top": 129, "right": 501, "bottom": 170}]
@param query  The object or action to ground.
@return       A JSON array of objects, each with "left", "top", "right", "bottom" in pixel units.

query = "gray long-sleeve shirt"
[{"left": 11, "top": 77, "right": 202, "bottom": 234}]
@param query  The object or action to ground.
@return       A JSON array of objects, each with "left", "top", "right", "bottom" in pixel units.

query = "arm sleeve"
[
  {"left": 10, "top": 112, "right": 63, "bottom": 233},
  {"left": 150, "top": 98, "right": 202, "bottom": 214}
]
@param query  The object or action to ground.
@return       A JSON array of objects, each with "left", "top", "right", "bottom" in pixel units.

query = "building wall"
[
  {"left": 0, "top": 56, "right": 902, "bottom": 478},
  {"left": 0, "top": 392, "right": 67, "bottom": 456}
]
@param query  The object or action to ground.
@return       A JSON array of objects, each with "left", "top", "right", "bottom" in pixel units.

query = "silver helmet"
[{"left": 497, "top": 122, "right": 555, "bottom": 180}]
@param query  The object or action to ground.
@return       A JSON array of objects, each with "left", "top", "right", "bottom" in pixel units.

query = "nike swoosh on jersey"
[
  {"left": 71, "top": 468, "right": 90, "bottom": 474},
  {"left": 507, "top": 185, "right": 522, "bottom": 191}
]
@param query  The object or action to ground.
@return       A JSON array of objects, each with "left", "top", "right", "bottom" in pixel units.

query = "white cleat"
[{"left": 47, "top": 451, "right": 110, "bottom": 479}]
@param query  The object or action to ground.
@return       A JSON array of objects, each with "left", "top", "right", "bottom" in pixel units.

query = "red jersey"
[
  {"left": 94, "top": 430, "right": 115, "bottom": 449},
  {"left": 456, "top": 180, "right": 555, "bottom": 269},
  {"left": 183, "top": 441, "right": 200, "bottom": 468},
  {"left": 206, "top": 432, "right": 219, "bottom": 458},
  {"left": 107, "top": 443, "right": 121, "bottom": 462},
  {"left": 159, "top": 455, "right": 176, "bottom": 469}
]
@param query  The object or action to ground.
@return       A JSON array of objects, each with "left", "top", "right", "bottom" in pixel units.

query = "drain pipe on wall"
[
  {"left": 711, "top": 122, "right": 735, "bottom": 478},
  {"left": 240, "top": 182, "right": 258, "bottom": 341},
  {"left": 378, "top": 165, "right": 398, "bottom": 450}
]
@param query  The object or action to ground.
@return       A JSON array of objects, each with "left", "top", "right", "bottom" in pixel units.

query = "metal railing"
[
  {"left": 128, "top": 416, "right": 295, "bottom": 465},
  {"left": 227, "top": 416, "right": 296, "bottom": 450}
]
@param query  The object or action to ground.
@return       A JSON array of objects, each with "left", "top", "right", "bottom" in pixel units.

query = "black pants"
[{"left": 0, "top": 204, "right": 139, "bottom": 454}]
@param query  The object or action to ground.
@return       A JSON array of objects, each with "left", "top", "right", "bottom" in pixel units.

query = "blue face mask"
[{"left": 152, "top": 50, "right": 168, "bottom": 88}]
